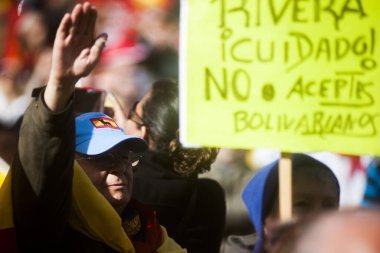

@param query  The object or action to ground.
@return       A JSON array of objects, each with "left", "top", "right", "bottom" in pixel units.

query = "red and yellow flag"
[{"left": 90, "top": 117, "right": 119, "bottom": 129}]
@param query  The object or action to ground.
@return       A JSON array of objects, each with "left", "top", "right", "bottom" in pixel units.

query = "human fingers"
[
  {"left": 78, "top": 2, "right": 91, "bottom": 36},
  {"left": 87, "top": 33, "right": 108, "bottom": 66},
  {"left": 70, "top": 4, "right": 83, "bottom": 35},
  {"left": 85, "top": 6, "right": 97, "bottom": 37},
  {"left": 56, "top": 13, "right": 72, "bottom": 41}
]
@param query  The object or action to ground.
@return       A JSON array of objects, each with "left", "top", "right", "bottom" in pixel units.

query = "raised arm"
[{"left": 12, "top": 2, "right": 107, "bottom": 250}]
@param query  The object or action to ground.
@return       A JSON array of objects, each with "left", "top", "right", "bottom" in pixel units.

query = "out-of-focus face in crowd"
[{"left": 294, "top": 209, "right": 380, "bottom": 253}]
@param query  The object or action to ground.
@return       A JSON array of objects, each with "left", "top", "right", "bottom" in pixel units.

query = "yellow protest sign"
[{"left": 180, "top": 0, "right": 380, "bottom": 156}]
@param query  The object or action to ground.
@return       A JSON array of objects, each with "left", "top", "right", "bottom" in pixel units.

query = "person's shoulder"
[
  {"left": 221, "top": 233, "right": 257, "bottom": 253},
  {"left": 196, "top": 178, "right": 225, "bottom": 203},
  {"left": 197, "top": 177, "right": 224, "bottom": 189}
]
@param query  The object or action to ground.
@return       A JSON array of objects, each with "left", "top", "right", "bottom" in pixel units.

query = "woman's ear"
[
  {"left": 141, "top": 126, "right": 157, "bottom": 150},
  {"left": 141, "top": 125, "right": 154, "bottom": 148},
  {"left": 140, "top": 125, "right": 148, "bottom": 140}
]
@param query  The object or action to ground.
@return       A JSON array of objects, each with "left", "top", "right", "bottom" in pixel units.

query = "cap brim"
[{"left": 76, "top": 132, "right": 147, "bottom": 155}]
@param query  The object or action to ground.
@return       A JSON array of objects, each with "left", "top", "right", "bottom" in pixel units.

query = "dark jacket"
[
  {"left": 13, "top": 89, "right": 76, "bottom": 252},
  {"left": 133, "top": 151, "right": 226, "bottom": 253}
]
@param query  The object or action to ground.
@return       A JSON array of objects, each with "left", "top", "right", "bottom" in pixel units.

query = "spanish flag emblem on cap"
[{"left": 91, "top": 117, "right": 119, "bottom": 130}]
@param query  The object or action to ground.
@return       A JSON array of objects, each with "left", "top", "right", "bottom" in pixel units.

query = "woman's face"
[{"left": 124, "top": 90, "right": 151, "bottom": 139}]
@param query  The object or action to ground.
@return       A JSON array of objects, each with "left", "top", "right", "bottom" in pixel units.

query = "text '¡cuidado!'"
[{"left": 219, "top": 28, "right": 375, "bottom": 72}]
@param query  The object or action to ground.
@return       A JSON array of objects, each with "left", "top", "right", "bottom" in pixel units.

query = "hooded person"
[{"left": 222, "top": 153, "right": 340, "bottom": 253}]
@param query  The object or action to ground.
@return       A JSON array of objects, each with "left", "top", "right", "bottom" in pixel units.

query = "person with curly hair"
[{"left": 124, "top": 79, "right": 226, "bottom": 253}]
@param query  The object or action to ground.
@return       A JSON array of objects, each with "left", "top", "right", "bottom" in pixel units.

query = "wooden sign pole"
[{"left": 279, "top": 152, "right": 292, "bottom": 222}]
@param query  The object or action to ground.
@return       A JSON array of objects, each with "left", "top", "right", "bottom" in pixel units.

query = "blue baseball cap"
[{"left": 75, "top": 112, "right": 147, "bottom": 155}]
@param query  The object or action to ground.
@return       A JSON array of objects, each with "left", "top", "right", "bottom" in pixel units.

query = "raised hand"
[{"left": 45, "top": 2, "right": 107, "bottom": 112}]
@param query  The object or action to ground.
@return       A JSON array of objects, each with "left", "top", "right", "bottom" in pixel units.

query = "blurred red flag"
[
  {"left": 340, "top": 154, "right": 366, "bottom": 177},
  {"left": 2, "top": 3, "right": 21, "bottom": 63},
  {"left": 80, "top": 0, "right": 174, "bottom": 11}
]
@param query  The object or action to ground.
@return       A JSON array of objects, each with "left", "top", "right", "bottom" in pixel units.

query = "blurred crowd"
[
  {"left": 0, "top": 1, "right": 379, "bottom": 251},
  {"left": 0, "top": 0, "right": 179, "bottom": 128}
]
